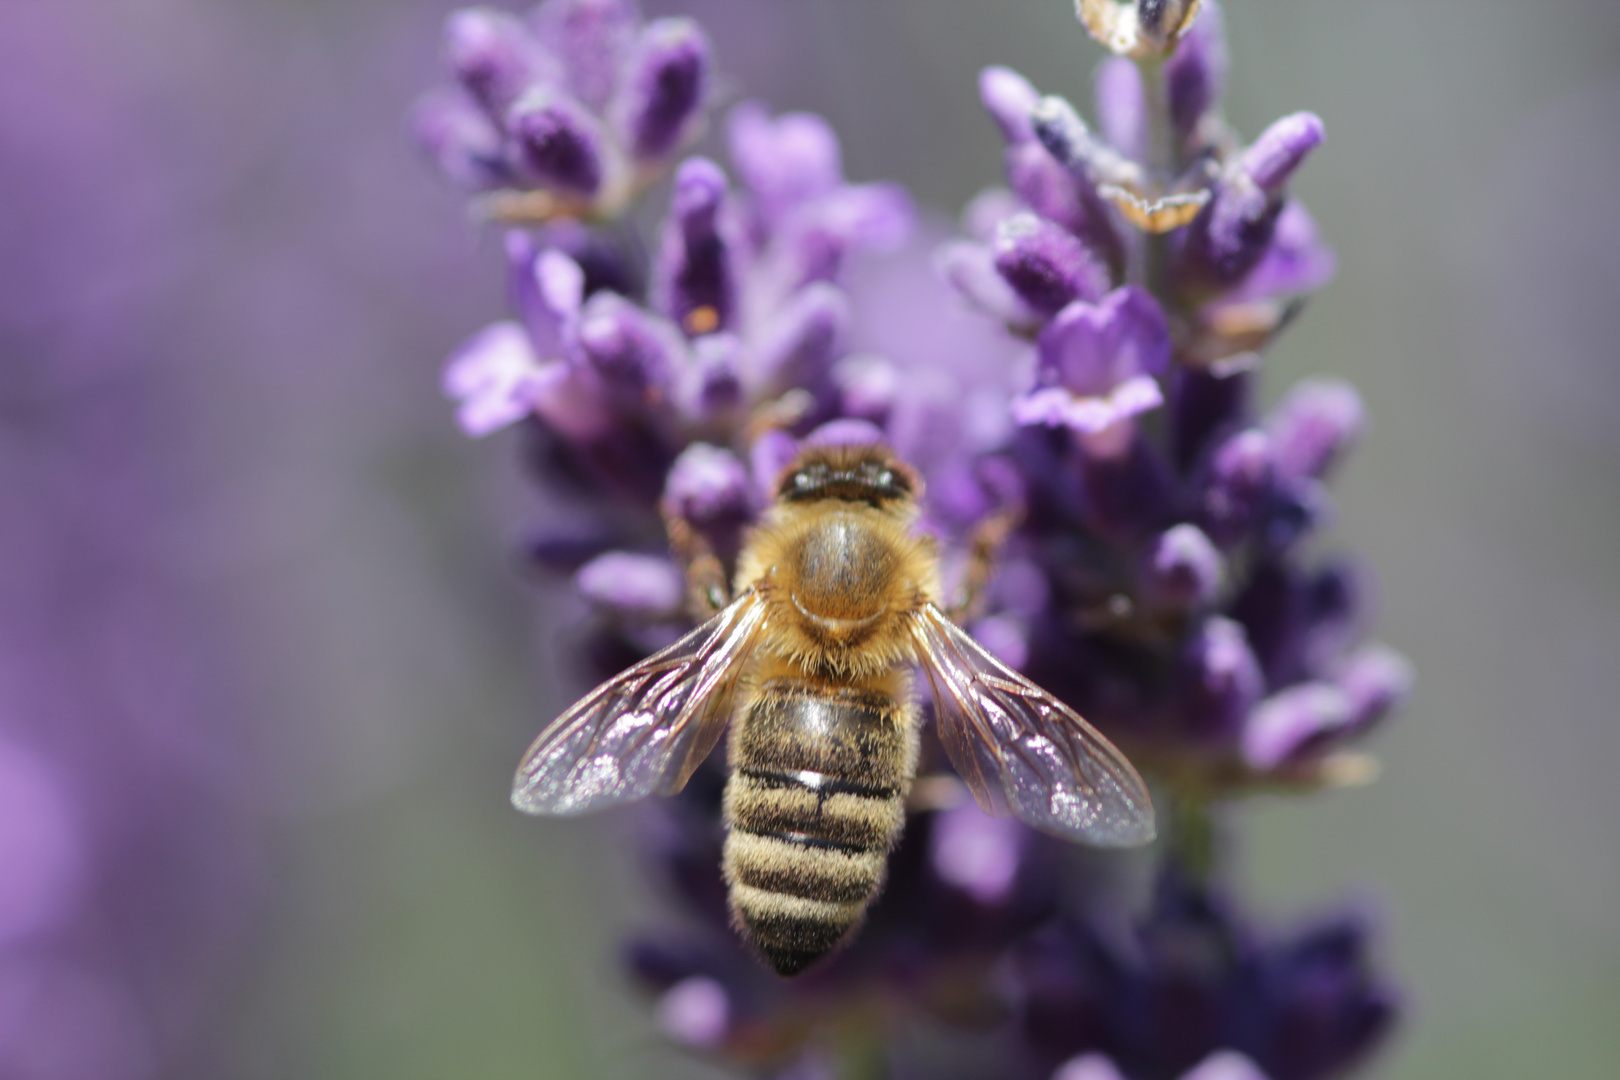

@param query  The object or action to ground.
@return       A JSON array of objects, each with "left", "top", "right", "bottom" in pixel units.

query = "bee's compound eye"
[
  {"left": 795, "top": 472, "right": 814, "bottom": 489},
  {"left": 878, "top": 470, "right": 893, "bottom": 487}
]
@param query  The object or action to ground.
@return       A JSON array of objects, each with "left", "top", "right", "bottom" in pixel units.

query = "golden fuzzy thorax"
[{"left": 733, "top": 446, "right": 942, "bottom": 680}]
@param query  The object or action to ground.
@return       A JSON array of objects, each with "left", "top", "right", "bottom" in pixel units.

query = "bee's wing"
[
  {"left": 910, "top": 603, "right": 1156, "bottom": 847},
  {"left": 512, "top": 591, "right": 768, "bottom": 815}
]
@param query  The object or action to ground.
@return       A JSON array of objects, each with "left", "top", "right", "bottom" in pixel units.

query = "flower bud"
[
  {"left": 750, "top": 283, "right": 850, "bottom": 395},
  {"left": 576, "top": 551, "right": 684, "bottom": 621},
  {"left": 1198, "top": 427, "right": 1274, "bottom": 545},
  {"left": 1267, "top": 377, "right": 1365, "bottom": 481},
  {"left": 1243, "top": 680, "right": 1355, "bottom": 770},
  {"left": 576, "top": 292, "right": 683, "bottom": 407},
  {"left": 663, "top": 443, "right": 753, "bottom": 526},
  {"left": 444, "top": 7, "right": 549, "bottom": 116},
  {"left": 1093, "top": 57, "right": 1146, "bottom": 163},
  {"left": 1177, "top": 616, "right": 1263, "bottom": 741},
  {"left": 728, "top": 103, "right": 843, "bottom": 225},
  {"left": 979, "top": 65, "right": 1041, "bottom": 144},
  {"left": 1143, "top": 523, "right": 1223, "bottom": 608},
  {"left": 654, "top": 975, "right": 730, "bottom": 1047},
  {"left": 411, "top": 88, "right": 510, "bottom": 190},
  {"left": 615, "top": 17, "right": 711, "bottom": 163},
  {"left": 1335, "top": 644, "right": 1413, "bottom": 732},
  {"left": 677, "top": 332, "right": 743, "bottom": 424},
  {"left": 935, "top": 240, "right": 1042, "bottom": 334},
  {"left": 993, "top": 212, "right": 1111, "bottom": 315},
  {"left": 506, "top": 89, "right": 607, "bottom": 196},
  {"left": 656, "top": 157, "right": 738, "bottom": 335}
]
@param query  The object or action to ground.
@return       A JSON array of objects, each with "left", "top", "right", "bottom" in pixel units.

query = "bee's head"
[{"left": 775, "top": 444, "right": 921, "bottom": 510}]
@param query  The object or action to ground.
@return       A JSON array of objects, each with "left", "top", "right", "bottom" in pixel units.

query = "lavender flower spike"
[
  {"left": 655, "top": 156, "right": 738, "bottom": 335},
  {"left": 1012, "top": 286, "right": 1171, "bottom": 435}
]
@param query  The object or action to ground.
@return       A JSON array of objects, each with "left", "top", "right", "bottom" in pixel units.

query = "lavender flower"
[{"left": 422, "top": 2, "right": 1408, "bottom": 1078}]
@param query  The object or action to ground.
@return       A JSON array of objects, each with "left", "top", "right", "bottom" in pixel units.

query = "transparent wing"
[
  {"left": 512, "top": 591, "right": 768, "bottom": 815},
  {"left": 911, "top": 603, "right": 1155, "bottom": 847}
]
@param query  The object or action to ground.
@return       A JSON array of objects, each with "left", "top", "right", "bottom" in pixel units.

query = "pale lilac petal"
[
  {"left": 1335, "top": 644, "right": 1414, "bottom": 732},
  {"left": 804, "top": 418, "right": 886, "bottom": 449},
  {"left": 1052, "top": 1054, "right": 1128, "bottom": 1080},
  {"left": 663, "top": 443, "right": 752, "bottom": 522},
  {"left": 749, "top": 429, "right": 800, "bottom": 503},
  {"left": 575, "top": 551, "right": 684, "bottom": 620},
  {"left": 445, "top": 7, "right": 551, "bottom": 116},
  {"left": 728, "top": 102, "right": 843, "bottom": 222},
  {"left": 1181, "top": 1051, "right": 1270, "bottom": 1080},
  {"left": 930, "top": 798, "right": 1024, "bottom": 904},
  {"left": 979, "top": 65, "right": 1041, "bottom": 144},
  {"left": 1144, "top": 523, "right": 1223, "bottom": 607},
  {"left": 1244, "top": 680, "right": 1356, "bottom": 769},
  {"left": 654, "top": 975, "right": 730, "bottom": 1047},
  {"left": 1267, "top": 377, "right": 1365, "bottom": 481},
  {"left": 1094, "top": 56, "right": 1146, "bottom": 162},
  {"left": 1036, "top": 287, "right": 1171, "bottom": 398},
  {"left": 1230, "top": 200, "right": 1337, "bottom": 301},
  {"left": 936, "top": 239, "right": 1042, "bottom": 332},
  {"left": 442, "top": 321, "right": 545, "bottom": 436}
]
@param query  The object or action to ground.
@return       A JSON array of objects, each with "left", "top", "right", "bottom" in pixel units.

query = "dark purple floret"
[
  {"left": 618, "top": 17, "right": 711, "bottom": 163},
  {"left": 994, "top": 212, "right": 1112, "bottom": 314},
  {"left": 658, "top": 156, "right": 738, "bottom": 333},
  {"left": 507, "top": 88, "right": 607, "bottom": 195},
  {"left": 445, "top": 6, "right": 550, "bottom": 117}
]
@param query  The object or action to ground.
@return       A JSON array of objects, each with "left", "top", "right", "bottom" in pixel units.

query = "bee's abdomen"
[{"left": 723, "top": 680, "right": 915, "bottom": 977}]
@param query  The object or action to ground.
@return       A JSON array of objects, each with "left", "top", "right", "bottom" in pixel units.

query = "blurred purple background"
[{"left": 1, "top": 1, "right": 1616, "bottom": 1077}]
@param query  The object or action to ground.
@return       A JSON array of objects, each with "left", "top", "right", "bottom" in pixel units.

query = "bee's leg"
[
  {"left": 664, "top": 509, "right": 731, "bottom": 619},
  {"left": 946, "top": 505, "right": 1023, "bottom": 624}
]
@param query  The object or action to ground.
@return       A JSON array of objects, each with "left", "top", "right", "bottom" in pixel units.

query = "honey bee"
[{"left": 512, "top": 443, "right": 1155, "bottom": 975}]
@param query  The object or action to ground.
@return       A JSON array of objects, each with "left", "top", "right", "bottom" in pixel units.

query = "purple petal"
[
  {"left": 506, "top": 88, "right": 607, "bottom": 195},
  {"left": 832, "top": 353, "right": 900, "bottom": 425},
  {"left": 1181, "top": 1051, "right": 1270, "bottom": 1080},
  {"left": 804, "top": 418, "right": 887, "bottom": 449},
  {"left": 1178, "top": 616, "right": 1264, "bottom": 741},
  {"left": 444, "top": 7, "right": 551, "bottom": 117},
  {"left": 728, "top": 102, "right": 843, "bottom": 224},
  {"left": 575, "top": 551, "right": 685, "bottom": 620},
  {"left": 930, "top": 798, "right": 1025, "bottom": 905},
  {"left": 935, "top": 239, "right": 1042, "bottom": 333},
  {"left": 1053, "top": 1055, "right": 1129, "bottom": 1080},
  {"left": 411, "top": 88, "right": 510, "bottom": 190},
  {"left": 961, "top": 186, "right": 1025, "bottom": 241},
  {"left": 749, "top": 282, "right": 849, "bottom": 393},
  {"left": 1035, "top": 286, "right": 1171, "bottom": 397},
  {"left": 1094, "top": 56, "right": 1146, "bottom": 163},
  {"left": 504, "top": 234, "right": 582, "bottom": 356},
  {"left": 575, "top": 292, "right": 683, "bottom": 405},
  {"left": 1243, "top": 111, "right": 1326, "bottom": 195},
  {"left": 994, "top": 211, "right": 1111, "bottom": 314},
  {"left": 979, "top": 65, "right": 1040, "bottom": 144},
  {"left": 615, "top": 17, "right": 711, "bottom": 163},
  {"left": 655, "top": 157, "right": 738, "bottom": 334},
  {"left": 530, "top": 0, "right": 637, "bottom": 110},
  {"left": 663, "top": 442, "right": 753, "bottom": 524},
  {"left": 1335, "top": 644, "right": 1414, "bottom": 732},
  {"left": 676, "top": 332, "right": 744, "bottom": 423},
  {"left": 654, "top": 975, "right": 730, "bottom": 1047},
  {"left": 1267, "top": 377, "right": 1365, "bottom": 481},
  {"left": 1229, "top": 199, "right": 1337, "bottom": 301},
  {"left": 442, "top": 321, "right": 545, "bottom": 436},
  {"left": 1165, "top": 0, "right": 1228, "bottom": 142},
  {"left": 1143, "top": 523, "right": 1223, "bottom": 608},
  {"left": 1198, "top": 427, "right": 1276, "bottom": 546},
  {"left": 1244, "top": 680, "right": 1357, "bottom": 770},
  {"left": 749, "top": 430, "right": 800, "bottom": 503}
]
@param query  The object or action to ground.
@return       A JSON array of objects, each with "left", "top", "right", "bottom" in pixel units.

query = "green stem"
[{"left": 1167, "top": 792, "right": 1222, "bottom": 884}]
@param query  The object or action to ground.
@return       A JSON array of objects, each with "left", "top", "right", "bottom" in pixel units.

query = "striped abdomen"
[{"left": 722, "top": 676, "right": 917, "bottom": 976}]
